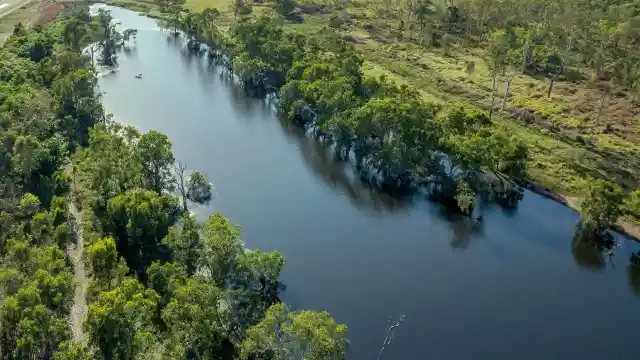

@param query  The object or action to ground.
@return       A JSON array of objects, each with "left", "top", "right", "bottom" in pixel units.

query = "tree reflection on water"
[
  {"left": 277, "top": 116, "right": 414, "bottom": 215},
  {"left": 571, "top": 230, "right": 607, "bottom": 270},
  {"left": 627, "top": 264, "right": 640, "bottom": 295}
]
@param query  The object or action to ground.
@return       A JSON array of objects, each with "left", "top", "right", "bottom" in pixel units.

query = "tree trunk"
[
  {"left": 489, "top": 76, "right": 497, "bottom": 120},
  {"left": 181, "top": 194, "right": 188, "bottom": 212},
  {"left": 596, "top": 90, "right": 608, "bottom": 125},
  {"left": 521, "top": 46, "right": 529, "bottom": 73},
  {"left": 547, "top": 75, "right": 556, "bottom": 98},
  {"left": 501, "top": 77, "right": 512, "bottom": 111}
]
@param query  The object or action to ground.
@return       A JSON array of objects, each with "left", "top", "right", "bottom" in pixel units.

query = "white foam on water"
[{"left": 96, "top": 68, "right": 119, "bottom": 78}]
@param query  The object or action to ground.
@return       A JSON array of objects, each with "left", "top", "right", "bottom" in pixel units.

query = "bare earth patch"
[{"left": 27, "top": 1, "right": 65, "bottom": 26}]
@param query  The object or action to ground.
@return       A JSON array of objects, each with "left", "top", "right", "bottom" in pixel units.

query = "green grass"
[
  {"left": 185, "top": 0, "right": 233, "bottom": 12},
  {"left": 0, "top": 3, "right": 37, "bottom": 41}
]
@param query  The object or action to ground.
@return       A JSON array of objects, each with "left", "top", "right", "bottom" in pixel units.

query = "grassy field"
[
  {"left": 0, "top": 2, "right": 38, "bottom": 42},
  {"left": 96, "top": 0, "right": 640, "bottom": 232},
  {"left": 0, "top": 0, "right": 82, "bottom": 43}
]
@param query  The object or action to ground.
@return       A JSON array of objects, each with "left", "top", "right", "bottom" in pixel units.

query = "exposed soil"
[{"left": 27, "top": 2, "right": 65, "bottom": 26}]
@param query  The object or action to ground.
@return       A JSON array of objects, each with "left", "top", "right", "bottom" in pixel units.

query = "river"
[{"left": 93, "top": 5, "right": 640, "bottom": 360}]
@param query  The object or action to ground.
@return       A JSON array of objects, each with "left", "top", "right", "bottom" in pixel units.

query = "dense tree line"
[
  {"left": 174, "top": 7, "right": 528, "bottom": 217},
  {"left": 0, "top": 7, "right": 348, "bottom": 360}
]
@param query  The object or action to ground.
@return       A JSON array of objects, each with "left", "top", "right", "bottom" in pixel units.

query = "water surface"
[{"left": 95, "top": 5, "right": 640, "bottom": 360}]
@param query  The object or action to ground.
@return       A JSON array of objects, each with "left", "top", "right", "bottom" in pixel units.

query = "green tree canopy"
[
  {"left": 85, "top": 279, "right": 159, "bottom": 360},
  {"left": 106, "top": 189, "right": 180, "bottom": 277},
  {"left": 580, "top": 180, "right": 624, "bottom": 235},
  {"left": 241, "top": 303, "right": 348, "bottom": 360}
]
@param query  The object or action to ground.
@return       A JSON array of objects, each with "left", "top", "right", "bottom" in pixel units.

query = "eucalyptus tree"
[
  {"left": 156, "top": 0, "right": 186, "bottom": 35},
  {"left": 579, "top": 180, "right": 624, "bottom": 236},
  {"left": 96, "top": 9, "right": 122, "bottom": 66}
]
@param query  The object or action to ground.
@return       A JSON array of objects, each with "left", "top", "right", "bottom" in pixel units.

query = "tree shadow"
[
  {"left": 428, "top": 202, "right": 485, "bottom": 251},
  {"left": 449, "top": 215, "right": 482, "bottom": 251},
  {"left": 276, "top": 116, "right": 415, "bottom": 215},
  {"left": 122, "top": 46, "right": 138, "bottom": 58},
  {"left": 571, "top": 226, "right": 615, "bottom": 270},
  {"left": 627, "top": 263, "right": 640, "bottom": 296}
]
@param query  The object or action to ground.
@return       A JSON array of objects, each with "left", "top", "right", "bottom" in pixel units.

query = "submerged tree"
[
  {"left": 96, "top": 9, "right": 122, "bottom": 66},
  {"left": 173, "top": 160, "right": 213, "bottom": 212},
  {"left": 579, "top": 180, "right": 624, "bottom": 236},
  {"left": 455, "top": 179, "right": 476, "bottom": 215},
  {"left": 121, "top": 28, "right": 138, "bottom": 47}
]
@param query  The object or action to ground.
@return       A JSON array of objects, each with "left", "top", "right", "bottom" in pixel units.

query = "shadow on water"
[
  {"left": 571, "top": 231, "right": 607, "bottom": 270},
  {"left": 122, "top": 46, "right": 137, "bottom": 58},
  {"left": 275, "top": 115, "right": 415, "bottom": 215},
  {"left": 570, "top": 226, "right": 640, "bottom": 297},
  {"left": 441, "top": 211, "right": 485, "bottom": 251},
  {"left": 273, "top": 112, "right": 500, "bottom": 253},
  {"left": 628, "top": 264, "right": 640, "bottom": 295},
  {"left": 229, "top": 80, "right": 271, "bottom": 118},
  {"left": 193, "top": 58, "right": 218, "bottom": 91}
]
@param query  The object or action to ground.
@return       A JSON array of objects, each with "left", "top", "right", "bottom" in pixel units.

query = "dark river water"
[{"left": 93, "top": 5, "right": 640, "bottom": 360}]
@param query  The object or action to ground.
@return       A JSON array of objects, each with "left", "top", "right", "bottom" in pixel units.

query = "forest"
[{"left": 0, "top": 5, "right": 347, "bottom": 360}]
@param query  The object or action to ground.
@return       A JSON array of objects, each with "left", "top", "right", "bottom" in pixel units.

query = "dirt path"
[{"left": 67, "top": 198, "right": 88, "bottom": 344}]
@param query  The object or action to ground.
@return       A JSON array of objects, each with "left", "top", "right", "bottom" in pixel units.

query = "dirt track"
[{"left": 67, "top": 198, "right": 88, "bottom": 344}]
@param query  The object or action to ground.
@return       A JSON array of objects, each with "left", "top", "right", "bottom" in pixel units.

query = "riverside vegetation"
[
  {"left": 108, "top": 0, "right": 640, "bottom": 236},
  {"left": 0, "top": 5, "right": 348, "bottom": 359},
  {"left": 148, "top": 0, "right": 636, "bottom": 244}
]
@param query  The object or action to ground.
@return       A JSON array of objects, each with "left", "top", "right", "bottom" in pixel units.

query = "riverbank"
[{"left": 525, "top": 181, "right": 640, "bottom": 241}]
